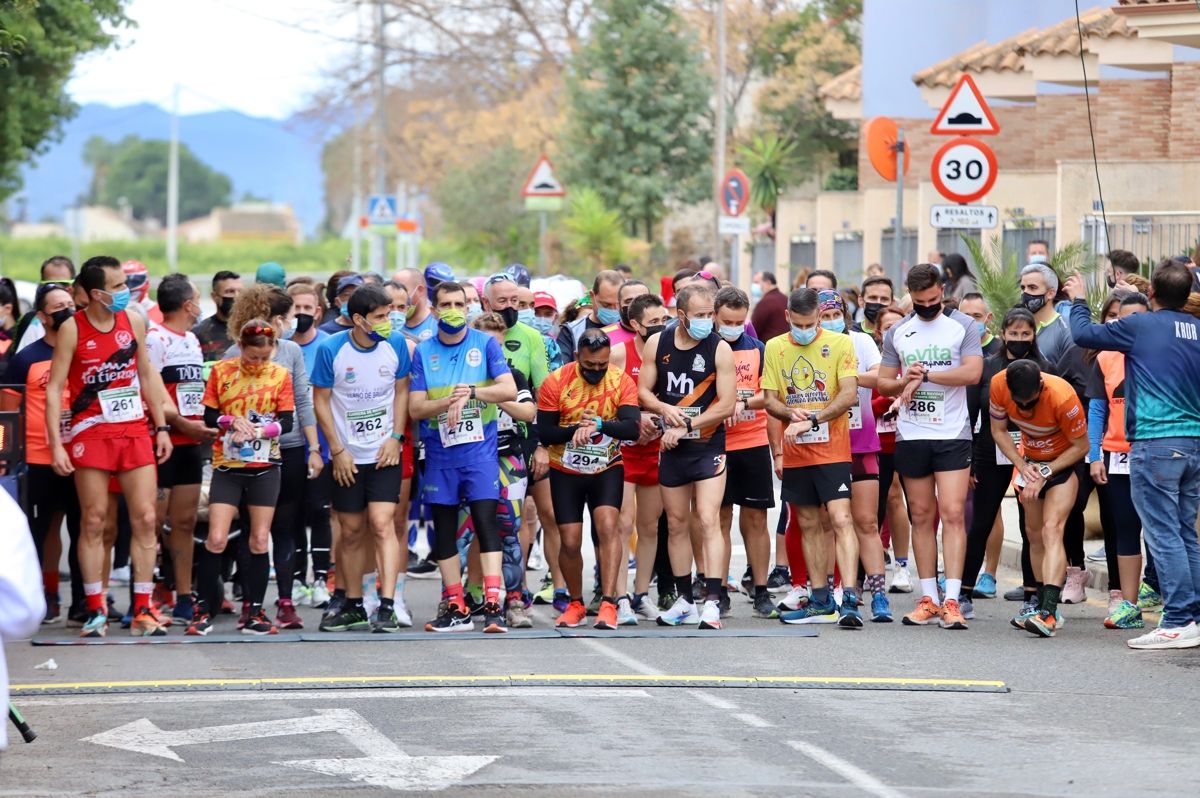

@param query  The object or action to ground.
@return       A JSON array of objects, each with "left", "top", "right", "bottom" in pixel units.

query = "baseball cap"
[
  {"left": 256, "top": 261, "right": 286, "bottom": 287},
  {"left": 336, "top": 273, "right": 365, "bottom": 294},
  {"left": 533, "top": 291, "right": 557, "bottom": 311}
]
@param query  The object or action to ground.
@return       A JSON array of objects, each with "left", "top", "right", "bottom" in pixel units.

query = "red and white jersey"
[
  {"left": 66, "top": 310, "right": 145, "bottom": 442},
  {"left": 617, "top": 337, "right": 660, "bottom": 456},
  {"left": 146, "top": 322, "right": 204, "bottom": 446}
]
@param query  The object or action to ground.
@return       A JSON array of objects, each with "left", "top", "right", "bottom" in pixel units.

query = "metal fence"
[
  {"left": 937, "top": 228, "right": 982, "bottom": 264},
  {"left": 880, "top": 229, "right": 918, "bottom": 286},
  {"left": 832, "top": 234, "right": 864, "bottom": 283},
  {"left": 788, "top": 237, "right": 816, "bottom": 273},
  {"left": 1002, "top": 218, "right": 1056, "bottom": 259},
  {"left": 750, "top": 241, "right": 775, "bottom": 277},
  {"left": 1082, "top": 212, "right": 1200, "bottom": 270}
]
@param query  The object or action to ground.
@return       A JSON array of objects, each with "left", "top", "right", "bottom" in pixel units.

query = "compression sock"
[
  {"left": 196, "top": 549, "right": 222, "bottom": 617},
  {"left": 484, "top": 575, "right": 502, "bottom": 606},
  {"left": 132, "top": 582, "right": 153, "bottom": 613},
  {"left": 246, "top": 552, "right": 270, "bottom": 608},
  {"left": 675, "top": 575, "right": 693, "bottom": 602},
  {"left": 84, "top": 581, "right": 105, "bottom": 613},
  {"left": 1042, "top": 584, "right": 1062, "bottom": 617},
  {"left": 865, "top": 573, "right": 886, "bottom": 594},
  {"left": 442, "top": 582, "right": 465, "bottom": 608},
  {"left": 706, "top": 578, "right": 722, "bottom": 602}
]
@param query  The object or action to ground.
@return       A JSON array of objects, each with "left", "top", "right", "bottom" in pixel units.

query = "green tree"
[
  {"left": 434, "top": 142, "right": 538, "bottom": 269},
  {"left": 737, "top": 132, "right": 798, "bottom": 224},
  {"left": 564, "top": 0, "right": 712, "bottom": 242},
  {"left": 0, "top": 1, "right": 129, "bottom": 202},
  {"left": 563, "top": 188, "right": 627, "bottom": 270},
  {"left": 96, "top": 136, "right": 233, "bottom": 222}
]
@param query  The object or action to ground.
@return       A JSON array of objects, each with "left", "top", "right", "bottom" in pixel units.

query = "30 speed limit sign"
[{"left": 930, "top": 137, "right": 998, "bottom": 204}]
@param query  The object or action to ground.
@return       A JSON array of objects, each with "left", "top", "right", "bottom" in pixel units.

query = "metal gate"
[
  {"left": 937, "top": 228, "right": 982, "bottom": 264},
  {"left": 832, "top": 233, "right": 864, "bottom": 284},
  {"left": 1082, "top": 212, "right": 1200, "bottom": 272},
  {"left": 880, "top": 229, "right": 918, "bottom": 285},
  {"left": 1002, "top": 217, "right": 1056, "bottom": 258},
  {"left": 788, "top": 236, "right": 816, "bottom": 272}
]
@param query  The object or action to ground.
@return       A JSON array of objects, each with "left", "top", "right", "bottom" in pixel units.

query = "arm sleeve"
[
  {"left": 276, "top": 409, "right": 295, "bottom": 435},
  {"left": 1068, "top": 300, "right": 1136, "bottom": 353},
  {"left": 1088, "top": 398, "right": 1108, "bottom": 462},
  {"left": 203, "top": 406, "right": 222, "bottom": 428},
  {"left": 537, "top": 408, "right": 578, "bottom": 445},
  {"left": 603, "top": 404, "right": 641, "bottom": 441}
]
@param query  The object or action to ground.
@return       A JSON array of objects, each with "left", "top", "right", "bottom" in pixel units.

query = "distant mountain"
[{"left": 16, "top": 103, "right": 330, "bottom": 235}]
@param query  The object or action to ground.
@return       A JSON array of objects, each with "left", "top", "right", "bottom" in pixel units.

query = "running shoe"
[
  {"left": 752, "top": 592, "right": 778, "bottom": 619},
  {"left": 1061, "top": 566, "right": 1092, "bottom": 604},
  {"left": 870, "top": 590, "right": 893, "bottom": 623},
  {"left": 776, "top": 585, "right": 810, "bottom": 614},
  {"left": 1023, "top": 610, "right": 1057, "bottom": 638},
  {"left": 656, "top": 590, "right": 679, "bottom": 612},
  {"left": 616, "top": 596, "right": 638, "bottom": 626},
  {"left": 556, "top": 600, "right": 588, "bottom": 628},
  {"left": 408, "top": 557, "right": 440, "bottom": 579},
  {"left": 780, "top": 597, "right": 837, "bottom": 625},
  {"left": 902, "top": 597, "right": 941, "bottom": 626},
  {"left": 958, "top": 596, "right": 975, "bottom": 620},
  {"left": 321, "top": 593, "right": 346, "bottom": 623},
  {"left": 275, "top": 599, "right": 303, "bottom": 630},
  {"left": 242, "top": 609, "right": 277, "bottom": 636},
  {"left": 465, "top": 585, "right": 486, "bottom": 617},
  {"left": 1137, "top": 582, "right": 1164, "bottom": 611},
  {"left": 837, "top": 591, "right": 864, "bottom": 629},
  {"left": 740, "top": 565, "right": 753, "bottom": 594},
  {"left": 185, "top": 613, "right": 212, "bottom": 636},
  {"left": 527, "top": 532, "right": 546, "bottom": 571},
  {"left": 506, "top": 597, "right": 533, "bottom": 629},
  {"left": 656, "top": 597, "right": 701, "bottom": 626},
  {"left": 392, "top": 597, "right": 414, "bottom": 628},
  {"left": 552, "top": 588, "right": 570, "bottom": 614},
  {"left": 319, "top": 604, "right": 370, "bottom": 632},
  {"left": 109, "top": 565, "right": 131, "bottom": 584},
  {"left": 1003, "top": 586, "right": 1026, "bottom": 602},
  {"left": 632, "top": 593, "right": 659, "bottom": 621},
  {"left": 1086, "top": 545, "right": 1107, "bottom": 563},
  {"left": 1127, "top": 622, "right": 1200, "bottom": 650},
  {"left": 80, "top": 608, "right": 108, "bottom": 638},
  {"left": 309, "top": 578, "right": 331, "bottom": 609},
  {"left": 532, "top": 574, "right": 554, "bottom": 605},
  {"left": 1105, "top": 600, "right": 1145, "bottom": 630},
  {"left": 973, "top": 573, "right": 997, "bottom": 599},
  {"left": 370, "top": 606, "right": 402, "bottom": 633},
  {"left": 587, "top": 592, "right": 602, "bottom": 617},
  {"left": 292, "top": 581, "right": 314, "bottom": 607},
  {"left": 131, "top": 606, "right": 170, "bottom": 637},
  {"left": 236, "top": 601, "right": 250, "bottom": 630},
  {"left": 1010, "top": 597, "right": 1040, "bottom": 629},
  {"left": 889, "top": 565, "right": 913, "bottom": 594},
  {"left": 425, "top": 601, "right": 474, "bottom": 632},
  {"left": 595, "top": 600, "right": 619, "bottom": 630},
  {"left": 698, "top": 599, "right": 722, "bottom": 630},
  {"left": 42, "top": 594, "right": 61, "bottom": 624},
  {"left": 1107, "top": 590, "right": 1124, "bottom": 615},
  {"left": 171, "top": 594, "right": 195, "bottom": 623},
  {"left": 717, "top": 589, "right": 731, "bottom": 618},
  {"left": 766, "top": 566, "right": 792, "bottom": 594},
  {"left": 939, "top": 598, "right": 968, "bottom": 630}
]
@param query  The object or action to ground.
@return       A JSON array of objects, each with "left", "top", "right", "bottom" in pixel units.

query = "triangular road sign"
[
  {"left": 521, "top": 155, "right": 565, "bottom": 197},
  {"left": 931, "top": 74, "right": 1000, "bottom": 136}
]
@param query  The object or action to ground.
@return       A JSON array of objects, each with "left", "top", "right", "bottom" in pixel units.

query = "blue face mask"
[
  {"left": 466, "top": 302, "right": 483, "bottom": 321},
  {"left": 820, "top": 318, "right": 845, "bottom": 334},
  {"left": 1028, "top": 254, "right": 1048, "bottom": 265},
  {"left": 389, "top": 310, "right": 406, "bottom": 332},
  {"left": 718, "top": 324, "right": 743, "bottom": 342},
  {"left": 685, "top": 317, "right": 713, "bottom": 341},
  {"left": 104, "top": 287, "right": 131, "bottom": 313},
  {"left": 791, "top": 324, "right": 817, "bottom": 346},
  {"left": 750, "top": 284, "right": 763, "bottom": 301},
  {"left": 597, "top": 306, "right": 621, "bottom": 326},
  {"left": 975, "top": 320, "right": 988, "bottom": 338},
  {"left": 530, "top": 316, "right": 554, "bottom": 336},
  {"left": 518, "top": 308, "right": 536, "bottom": 327},
  {"left": 340, "top": 304, "right": 350, "bottom": 318}
]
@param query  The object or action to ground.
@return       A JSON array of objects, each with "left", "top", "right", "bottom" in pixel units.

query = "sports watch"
[{"left": 1038, "top": 464, "right": 1053, "bottom": 479}]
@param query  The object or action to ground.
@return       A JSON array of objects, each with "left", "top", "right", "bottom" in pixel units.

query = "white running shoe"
[
  {"left": 363, "top": 588, "right": 381, "bottom": 617},
  {"left": 889, "top": 565, "right": 913, "bottom": 594},
  {"left": 310, "top": 578, "right": 331, "bottom": 609},
  {"left": 698, "top": 599, "right": 722, "bottom": 630},
  {"left": 292, "top": 581, "right": 313, "bottom": 607},
  {"left": 775, "top": 585, "right": 810, "bottom": 613},
  {"left": 655, "top": 596, "right": 700, "bottom": 626},
  {"left": 526, "top": 532, "right": 546, "bottom": 571},
  {"left": 616, "top": 596, "right": 638, "bottom": 626},
  {"left": 392, "top": 596, "right": 414, "bottom": 628},
  {"left": 1062, "top": 566, "right": 1091, "bottom": 604},
  {"left": 632, "top": 594, "right": 659, "bottom": 621},
  {"left": 109, "top": 565, "right": 131, "bottom": 585},
  {"left": 1127, "top": 621, "right": 1200, "bottom": 650}
]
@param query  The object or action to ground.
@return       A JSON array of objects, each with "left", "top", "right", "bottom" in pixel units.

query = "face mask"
[
  {"left": 405, "top": 305, "right": 417, "bottom": 320},
  {"left": 1005, "top": 340, "right": 1033, "bottom": 360},
  {"left": 975, "top": 321, "right": 987, "bottom": 338},
  {"left": 466, "top": 302, "right": 483, "bottom": 321},
  {"left": 1029, "top": 254, "right": 1048, "bottom": 264},
  {"left": 579, "top": 365, "right": 606, "bottom": 385},
  {"left": 750, "top": 284, "right": 763, "bottom": 301},
  {"left": 685, "top": 317, "right": 713, "bottom": 341},
  {"left": 241, "top": 361, "right": 268, "bottom": 378},
  {"left": 48, "top": 308, "right": 74, "bottom": 330},
  {"left": 596, "top": 306, "right": 621, "bottom": 326},
  {"left": 437, "top": 308, "right": 467, "bottom": 334},
  {"left": 498, "top": 307, "right": 519, "bottom": 329},
  {"left": 219, "top": 296, "right": 236, "bottom": 317},
  {"left": 294, "top": 313, "right": 315, "bottom": 335},
  {"left": 1106, "top": 273, "right": 1117, "bottom": 289},
  {"left": 718, "top": 324, "right": 744, "bottom": 342},
  {"left": 790, "top": 324, "right": 817, "bottom": 346},
  {"left": 280, "top": 317, "right": 298, "bottom": 339},
  {"left": 820, "top": 318, "right": 846, "bottom": 334},
  {"left": 913, "top": 302, "right": 941, "bottom": 320},
  {"left": 368, "top": 320, "right": 392, "bottom": 342},
  {"left": 103, "top": 287, "right": 131, "bottom": 313},
  {"left": 641, "top": 323, "right": 665, "bottom": 341},
  {"left": 340, "top": 304, "right": 351, "bottom": 318},
  {"left": 530, "top": 316, "right": 554, "bottom": 336},
  {"left": 863, "top": 302, "right": 884, "bottom": 324},
  {"left": 1020, "top": 292, "right": 1046, "bottom": 314},
  {"left": 388, "top": 310, "right": 405, "bottom": 332},
  {"left": 518, "top": 308, "right": 536, "bottom": 327}
]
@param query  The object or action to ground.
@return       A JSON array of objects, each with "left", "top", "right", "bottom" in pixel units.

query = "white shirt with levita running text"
[{"left": 880, "top": 309, "right": 982, "bottom": 442}]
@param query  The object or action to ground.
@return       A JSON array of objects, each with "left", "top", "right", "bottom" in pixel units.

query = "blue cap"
[
  {"left": 503, "top": 262, "right": 531, "bottom": 288},
  {"left": 256, "top": 261, "right": 286, "bottom": 287},
  {"left": 336, "top": 273, "right": 365, "bottom": 294}
]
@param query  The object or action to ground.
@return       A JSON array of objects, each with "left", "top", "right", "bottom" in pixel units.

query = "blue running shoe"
[
  {"left": 959, "top": 596, "right": 975, "bottom": 620},
  {"left": 780, "top": 598, "right": 837, "bottom": 625},
  {"left": 973, "top": 573, "right": 997, "bottom": 599},
  {"left": 838, "top": 590, "right": 864, "bottom": 629},
  {"left": 551, "top": 589, "right": 570, "bottom": 614},
  {"left": 870, "top": 590, "right": 893, "bottom": 623}
]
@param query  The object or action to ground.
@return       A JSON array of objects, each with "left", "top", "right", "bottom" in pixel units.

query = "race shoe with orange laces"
[
  {"left": 425, "top": 600, "right": 474, "bottom": 633},
  {"left": 482, "top": 602, "right": 507, "bottom": 634},
  {"left": 131, "top": 606, "right": 170, "bottom": 637},
  {"left": 902, "top": 596, "right": 942, "bottom": 626},
  {"left": 1024, "top": 609, "right": 1058, "bottom": 637},
  {"left": 939, "top": 597, "right": 969, "bottom": 630},
  {"left": 242, "top": 609, "right": 278, "bottom": 636},
  {"left": 556, "top": 600, "right": 588, "bottom": 628},
  {"left": 185, "top": 613, "right": 213, "bottom": 636},
  {"left": 594, "top": 599, "right": 619, "bottom": 630}
]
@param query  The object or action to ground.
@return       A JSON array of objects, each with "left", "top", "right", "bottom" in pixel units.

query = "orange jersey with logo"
[{"left": 989, "top": 372, "right": 1085, "bottom": 462}]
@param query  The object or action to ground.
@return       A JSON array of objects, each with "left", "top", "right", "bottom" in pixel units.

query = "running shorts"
[
  {"left": 158, "top": 443, "right": 204, "bottom": 488},
  {"left": 69, "top": 435, "right": 155, "bottom": 474},
  {"left": 333, "top": 462, "right": 404, "bottom": 513},
  {"left": 851, "top": 452, "right": 880, "bottom": 483},
  {"left": 423, "top": 458, "right": 500, "bottom": 506},
  {"left": 721, "top": 445, "right": 776, "bottom": 508},
  {"left": 894, "top": 439, "right": 972, "bottom": 479},
  {"left": 659, "top": 446, "right": 727, "bottom": 489},
  {"left": 622, "top": 446, "right": 660, "bottom": 487},
  {"left": 209, "top": 466, "right": 282, "bottom": 508},
  {"left": 549, "top": 466, "right": 625, "bottom": 525},
  {"left": 781, "top": 462, "right": 853, "bottom": 506}
]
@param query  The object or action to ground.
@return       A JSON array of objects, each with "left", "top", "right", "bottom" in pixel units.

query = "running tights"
[{"left": 433, "top": 500, "right": 500, "bottom": 562}]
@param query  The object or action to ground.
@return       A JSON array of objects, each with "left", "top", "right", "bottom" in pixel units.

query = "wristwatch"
[
  {"left": 469, "top": 386, "right": 477, "bottom": 401},
  {"left": 390, "top": 432, "right": 407, "bottom": 442},
  {"left": 684, "top": 417, "right": 694, "bottom": 433},
  {"left": 155, "top": 425, "right": 171, "bottom": 434},
  {"left": 810, "top": 417, "right": 821, "bottom": 432},
  {"left": 1038, "top": 464, "right": 1053, "bottom": 479}
]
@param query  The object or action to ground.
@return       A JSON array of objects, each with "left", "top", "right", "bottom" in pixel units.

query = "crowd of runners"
[{"left": 8, "top": 243, "right": 1200, "bottom": 650}]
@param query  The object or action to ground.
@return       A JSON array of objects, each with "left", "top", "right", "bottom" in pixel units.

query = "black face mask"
[
  {"left": 1020, "top": 292, "right": 1046, "bottom": 314},
  {"left": 48, "top": 308, "right": 74, "bottom": 330},
  {"left": 913, "top": 302, "right": 942, "bottom": 320},
  {"left": 863, "top": 302, "right": 884, "bottom": 324},
  {"left": 641, "top": 323, "right": 665, "bottom": 341},
  {"left": 499, "top": 307, "right": 519, "bottom": 329},
  {"left": 580, "top": 366, "right": 605, "bottom": 385},
  {"left": 219, "top": 296, "right": 236, "bottom": 317},
  {"left": 1005, "top": 340, "right": 1033, "bottom": 360},
  {"left": 294, "top": 313, "right": 315, "bottom": 334},
  {"left": 1106, "top": 273, "right": 1117, "bottom": 289}
]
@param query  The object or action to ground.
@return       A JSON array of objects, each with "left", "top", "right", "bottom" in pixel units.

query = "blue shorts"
[{"left": 422, "top": 460, "right": 500, "bottom": 505}]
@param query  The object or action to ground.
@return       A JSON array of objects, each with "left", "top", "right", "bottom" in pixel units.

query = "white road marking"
[
  {"left": 732, "top": 712, "right": 772, "bottom": 728},
  {"left": 19, "top": 686, "right": 650, "bottom": 707},
  {"left": 787, "top": 740, "right": 910, "bottom": 798}
]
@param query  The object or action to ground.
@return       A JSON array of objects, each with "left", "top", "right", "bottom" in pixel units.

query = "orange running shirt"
[
  {"left": 988, "top": 372, "right": 1085, "bottom": 462},
  {"left": 202, "top": 358, "right": 295, "bottom": 469},
  {"left": 537, "top": 362, "right": 638, "bottom": 474}
]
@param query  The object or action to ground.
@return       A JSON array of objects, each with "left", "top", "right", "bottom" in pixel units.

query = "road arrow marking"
[{"left": 83, "top": 708, "right": 495, "bottom": 790}]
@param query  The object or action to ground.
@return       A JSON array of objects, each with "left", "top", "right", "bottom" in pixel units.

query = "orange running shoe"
[
  {"left": 594, "top": 600, "right": 618, "bottom": 630},
  {"left": 556, "top": 600, "right": 587, "bottom": 628},
  {"left": 152, "top": 582, "right": 174, "bottom": 612},
  {"left": 131, "top": 606, "right": 169, "bottom": 637},
  {"left": 902, "top": 596, "right": 941, "bottom": 626},
  {"left": 939, "top": 598, "right": 968, "bottom": 630}
]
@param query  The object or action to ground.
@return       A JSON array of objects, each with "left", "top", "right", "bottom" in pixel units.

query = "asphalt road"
[{"left": 4, "top": 504, "right": 1199, "bottom": 797}]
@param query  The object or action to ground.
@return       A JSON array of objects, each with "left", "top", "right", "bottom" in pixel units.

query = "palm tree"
[
  {"left": 736, "top": 132, "right": 798, "bottom": 228},
  {"left": 563, "top": 188, "right": 628, "bottom": 270}
]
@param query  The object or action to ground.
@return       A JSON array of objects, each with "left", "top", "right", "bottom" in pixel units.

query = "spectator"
[{"left": 750, "top": 271, "right": 788, "bottom": 342}]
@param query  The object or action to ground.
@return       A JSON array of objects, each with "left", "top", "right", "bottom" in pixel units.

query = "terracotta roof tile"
[{"left": 818, "top": 64, "right": 862, "bottom": 102}]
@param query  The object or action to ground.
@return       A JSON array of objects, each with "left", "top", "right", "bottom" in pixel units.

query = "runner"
[
  {"left": 991, "top": 360, "right": 1088, "bottom": 637},
  {"left": 602, "top": 279, "right": 649, "bottom": 348},
  {"left": 762, "top": 288, "right": 861, "bottom": 626},
  {"left": 192, "top": 320, "right": 296, "bottom": 636},
  {"left": 610, "top": 293, "right": 669, "bottom": 620},
  {"left": 870, "top": 305, "right": 913, "bottom": 594},
  {"left": 638, "top": 283, "right": 736, "bottom": 630},
  {"left": 146, "top": 274, "right": 218, "bottom": 625},
  {"left": 319, "top": 274, "right": 362, "bottom": 335},
  {"left": 851, "top": 275, "right": 893, "bottom": 338},
  {"left": 558, "top": 270, "right": 623, "bottom": 362},
  {"left": 45, "top": 256, "right": 173, "bottom": 638},
  {"left": 538, "top": 329, "right": 641, "bottom": 629},
  {"left": 12, "top": 256, "right": 75, "bottom": 354},
  {"left": 192, "top": 270, "right": 243, "bottom": 362},
  {"left": 958, "top": 293, "right": 1003, "bottom": 357},
  {"left": 312, "top": 284, "right": 412, "bottom": 632},
  {"left": 713, "top": 287, "right": 778, "bottom": 620},
  {"left": 408, "top": 280, "right": 516, "bottom": 633},
  {"left": 878, "top": 263, "right": 983, "bottom": 630}
]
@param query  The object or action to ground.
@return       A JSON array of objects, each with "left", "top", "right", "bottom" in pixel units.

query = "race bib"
[
  {"left": 795, "top": 423, "right": 830, "bottom": 445},
  {"left": 849, "top": 402, "right": 863, "bottom": 430},
  {"left": 347, "top": 406, "right": 388, "bottom": 445},
  {"left": 99, "top": 387, "right": 144, "bottom": 424},
  {"left": 996, "top": 430, "right": 1022, "bottom": 466},
  {"left": 563, "top": 435, "right": 618, "bottom": 475},
  {"left": 223, "top": 434, "right": 272, "bottom": 464},
  {"left": 876, "top": 415, "right": 897, "bottom": 434},
  {"left": 438, "top": 406, "right": 484, "bottom": 447},
  {"left": 497, "top": 408, "right": 515, "bottom": 433},
  {"left": 904, "top": 388, "right": 944, "bottom": 424},
  {"left": 175, "top": 382, "right": 205, "bottom": 418},
  {"left": 678, "top": 406, "right": 702, "bottom": 440},
  {"left": 1109, "top": 450, "right": 1131, "bottom": 476},
  {"left": 735, "top": 388, "right": 757, "bottom": 423}
]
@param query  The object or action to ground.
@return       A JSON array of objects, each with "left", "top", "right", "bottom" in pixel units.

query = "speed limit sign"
[{"left": 930, "top": 137, "right": 998, "bottom": 204}]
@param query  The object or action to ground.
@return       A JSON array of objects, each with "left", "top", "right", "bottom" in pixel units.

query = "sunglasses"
[
  {"left": 243, "top": 324, "right": 276, "bottom": 338},
  {"left": 486, "top": 273, "right": 515, "bottom": 286},
  {"left": 695, "top": 271, "right": 718, "bottom": 282}
]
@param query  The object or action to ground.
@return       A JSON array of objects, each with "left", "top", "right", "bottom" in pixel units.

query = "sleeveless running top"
[
  {"left": 618, "top": 337, "right": 660, "bottom": 459},
  {"left": 652, "top": 329, "right": 725, "bottom": 450},
  {"left": 67, "top": 310, "right": 145, "bottom": 441}
]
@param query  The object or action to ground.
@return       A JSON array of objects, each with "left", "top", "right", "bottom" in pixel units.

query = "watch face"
[{"left": 1039, "top": 465, "right": 1052, "bottom": 477}]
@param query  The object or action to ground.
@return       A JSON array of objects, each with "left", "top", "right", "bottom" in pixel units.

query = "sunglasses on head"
[
  {"left": 244, "top": 324, "right": 276, "bottom": 338},
  {"left": 486, "top": 273, "right": 515, "bottom": 286},
  {"left": 695, "top": 271, "right": 717, "bottom": 282}
]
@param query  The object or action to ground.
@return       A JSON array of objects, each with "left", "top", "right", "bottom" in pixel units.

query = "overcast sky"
[{"left": 68, "top": 0, "right": 359, "bottom": 119}]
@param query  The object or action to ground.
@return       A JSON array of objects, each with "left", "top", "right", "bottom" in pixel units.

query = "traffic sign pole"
[{"left": 894, "top": 128, "right": 905, "bottom": 283}]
